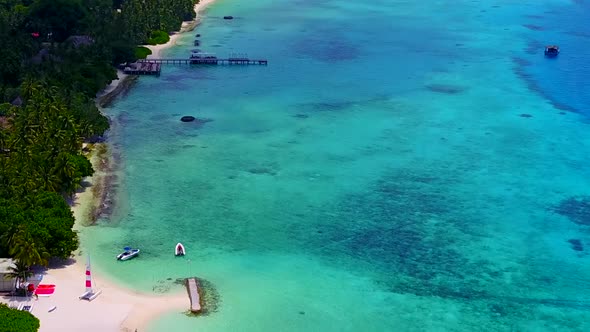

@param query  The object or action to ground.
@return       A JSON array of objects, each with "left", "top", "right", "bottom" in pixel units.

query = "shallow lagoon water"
[{"left": 80, "top": 0, "right": 590, "bottom": 331}]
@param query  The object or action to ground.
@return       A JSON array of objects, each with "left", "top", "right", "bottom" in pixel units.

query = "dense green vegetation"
[
  {"left": 120, "top": 0, "right": 197, "bottom": 44},
  {"left": 147, "top": 30, "right": 170, "bottom": 45},
  {"left": 0, "top": 0, "right": 198, "bottom": 287},
  {"left": 135, "top": 46, "right": 153, "bottom": 59},
  {"left": 0, "top": 304, "right": 40, "bottom": 332}
]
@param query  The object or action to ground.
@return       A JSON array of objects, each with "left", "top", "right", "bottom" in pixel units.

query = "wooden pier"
[
  {"left": 186, "top": 278, "right": 201, "bottom": 313},
  {"left": 137, "top": 57, "right": 268, "bottom": 66},
  {"left": 123, "top": 62, "right": 161, "bottom": 76},
  {"left": 122, "top": 56, "right": 267, "bottom": 76}
]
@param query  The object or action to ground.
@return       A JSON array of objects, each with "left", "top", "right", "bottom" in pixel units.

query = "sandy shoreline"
[
  {"left": 30, "top": 258, "right": 186, "bottom": 332},
  {"left": 0, "top": 1, "right": 217, "bottom": 331}
]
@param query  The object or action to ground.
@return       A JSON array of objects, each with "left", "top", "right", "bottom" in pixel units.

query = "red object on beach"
[
  {"left": 35, "top": 285, "right": 56, "bottom": 296},
  {"left": 35, "top": 288, "right": 55, "bottom": 295},
  {"left": 37, "top": 284, "right": 56, "bottom": 289},
  {"left": 34, "top": 284, "right": 56, "bottom": 295}
]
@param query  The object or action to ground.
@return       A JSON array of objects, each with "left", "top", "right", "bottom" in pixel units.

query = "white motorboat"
[
  {"left": 116, "top": 247, "right": 140, "bottom": 261},
  {"left": 175, "top": 243, "right": 185, "bottom": 256}
]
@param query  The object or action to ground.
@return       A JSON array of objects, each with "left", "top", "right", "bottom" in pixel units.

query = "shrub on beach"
[
  {"left": 135, "top": 46, "right": 153, "bottom": 59},
  {"left": 0, "top": 304, "right": 40, "bottom": 332},
  {"left": 147, "top": 30, "right": 170, "bottom": 45}
]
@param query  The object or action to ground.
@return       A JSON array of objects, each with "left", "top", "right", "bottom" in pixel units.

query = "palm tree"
[
  {"left": 5, "top": 260, "right": 33, "bottom": 291},
  {"left": 7, "top": 226, "right": 50, "bottom": 267}
]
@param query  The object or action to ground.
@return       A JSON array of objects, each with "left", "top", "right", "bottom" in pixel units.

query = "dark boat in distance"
[{"left": 545, "top": 45, "right": 559, "bottom": 57}]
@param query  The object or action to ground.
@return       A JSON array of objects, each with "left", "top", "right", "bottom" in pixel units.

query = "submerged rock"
[
  {"left": 181, "top": 116, "right": 196, "bottom": 122},
  {"left": 425, "top": 84, "right": 466, "bottom": 94},
  {"left": 247, "top": 167, "right": 277, "bottom": 176}
]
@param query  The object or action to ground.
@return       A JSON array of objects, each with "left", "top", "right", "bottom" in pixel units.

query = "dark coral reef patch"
[
  {"left": 553, "top": 196, "right": 590, "bottom": 226},
  {"left": 425, "top": 84, "right": 466, "bottom": 94},
  {"left": 567, "top": 239, "right": 584, "bottom": 252},
  {"left": 522, "top": 24, "right": 543, "bottom": 31}
]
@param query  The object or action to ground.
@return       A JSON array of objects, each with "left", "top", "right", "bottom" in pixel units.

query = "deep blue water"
[{"left": 519, "top": 1, "right": 590, "bottom": 115}]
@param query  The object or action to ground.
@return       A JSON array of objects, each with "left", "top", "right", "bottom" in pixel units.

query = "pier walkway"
[
  {"left": 123, "top": 56, "right": 267, "bottom": 75},
  {"left": 186, "top": 278, "right": 201, "bottom": 313},
  {"left": 137, "top": 58, "right": 268, "bottom": 65}
]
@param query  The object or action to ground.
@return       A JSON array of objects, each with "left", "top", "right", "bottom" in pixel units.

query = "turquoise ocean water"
[{"left": 80, "top": 0, "right": 590, "bottom": 331}]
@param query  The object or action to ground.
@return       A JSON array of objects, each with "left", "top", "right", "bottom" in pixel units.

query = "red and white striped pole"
[{"left": 85, "top": 256, "right": 93, "bottom": 293}]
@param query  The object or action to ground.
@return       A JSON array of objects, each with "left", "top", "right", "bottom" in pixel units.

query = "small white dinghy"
[
  {"left": 116, "top": 247, "right": 140, "bottom": 261},
  {"left": 175, "top": 243, "right": 185, "bottom": 256}
]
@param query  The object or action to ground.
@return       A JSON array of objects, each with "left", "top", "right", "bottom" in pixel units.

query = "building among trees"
[{"left": 0, "top": 258, "right": 16, "bottom": 292}]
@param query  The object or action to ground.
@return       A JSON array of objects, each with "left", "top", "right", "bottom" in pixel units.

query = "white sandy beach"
[
  {"left": 29, "top": 262, "right": 186, "bottom": 332},
  {"left": 0, "top": 2, "right": 217, "bottom": 331}
]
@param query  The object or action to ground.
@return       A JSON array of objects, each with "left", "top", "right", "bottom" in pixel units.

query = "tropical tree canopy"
[{"left": 0, "top": 303, "right": 40, "bottom": 332}]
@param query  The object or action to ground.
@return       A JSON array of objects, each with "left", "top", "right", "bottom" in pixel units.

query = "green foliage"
[
  {"left": 4, "top": 81, "right": 95, "bottom": 196},
  {"left": 147, "top": 30, "right": 170, "bottom": 45},
  {"left": 0, "top": 102, "right": 10, "bottom": 116},
  {"left": 0, "top": 3, "right": 35, "bottom": 90},
  {"left": 135, "top": 46, "right": 152, "bottom": 59},
  {"left": 36, "top": 44, "right": 119, "bottom": 97},
  {"left": 0, "top": 0, "right": 199, "bottom": 93},
  {"left": 111, "top": 38, "right": 137, "bottom": 64},
  {"left": 0, "top": 192, "right": 79, "bottom": 266},
  {"left": 0, "top": 199, "right": 18, "bottom": 258},
  {"left": 26, "top": 191, "right": 79, "bottom": 259},
  {"left": 0, "top": 303, "right": 40, "bottom": 332},
  {"left": 121, "top": 0, "right": 198, "bottom": 44},
  {"left": 68, "top": 94, "right": 109, "bottom": 139},
  {"left": 27, "top": 0, "right": 87, "bottom": 42}
]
